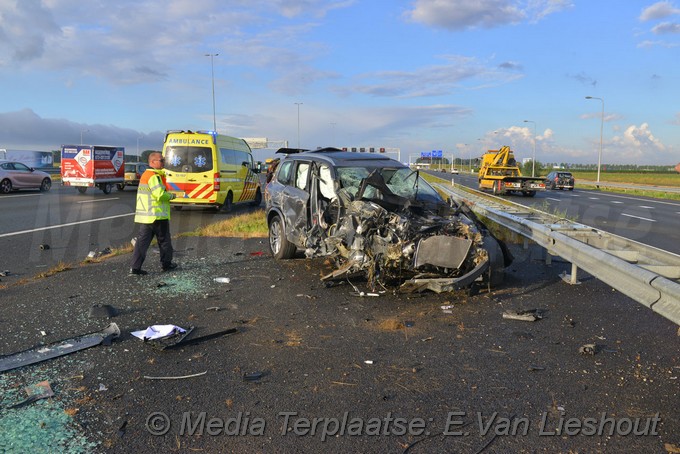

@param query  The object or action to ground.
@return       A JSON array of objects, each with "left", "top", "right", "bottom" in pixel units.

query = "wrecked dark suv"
[{"left": 264, "top": 148, "right": 511, "bottom": 293}]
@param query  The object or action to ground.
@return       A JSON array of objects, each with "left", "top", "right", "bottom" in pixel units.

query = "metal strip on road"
[{"left": 434, "top": 182, "right": 680, "bottom": 327}]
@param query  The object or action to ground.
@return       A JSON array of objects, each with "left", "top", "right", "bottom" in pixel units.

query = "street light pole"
[
  {"left": 80, "top": 129, "right": 89, "bottom": 145},
  {"left": 205, "top": 53, "right": 219, "bottom": 132},
  {"left": 330, "top": 122, "right": 336, "bottom": 146},
  {"left": 523, "top": 120, "right": 536, "bottom": 177},
  {"left": 137, "top": 136, "right": 142, "bottom": 158},
  {"left": 294, "top": 102, "right": 303, "bottom": 149},
  {"left": 585, "top": 96, "right": 604, "bottom": 184}
]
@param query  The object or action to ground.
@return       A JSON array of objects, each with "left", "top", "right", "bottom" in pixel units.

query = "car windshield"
[{"left": 336, "top": 166, "right": 442, "bottom": 203}]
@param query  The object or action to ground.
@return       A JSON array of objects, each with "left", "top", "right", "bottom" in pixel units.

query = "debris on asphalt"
[
  {"left": 205, "top": 306, "right": 223, "bottom": 311},
  {"left": 143, "top": 371, "right": 207, "bottom": 380},
  {"left": 440, "top": 304, "right": 454, "bottom": 314},
  {"left": 579, "top": 343, "right": 599, "bottom": 355},
  {"left": 89, "top": 304, "right": 118, "bottom": 318},
  {"left": 502, "top": 309, "right": 543, "bottom": 322},
  {"left": 161, "top": 327, "right": 239, "bottom": 351},
  {"left": 214, "top": 277, "right": 231, "bottom": 283},
  {"left": 527, "top": 365, "right": 545, "bottom": 371},
  {"left": 0, "top": 270, "right": 10, "bottom": 276},
  {"left": 364, "top": 360, "right": 374, "bottom": 365},
  {"left": 243, "top": 371, "right": 264, "bottom": 382},
  {"left": 0, "top": 323, "right": 120, "bottom": 373},
  {"left": 39, "top": 244, "right": 50, "bottom": 250},
  {"left": 7, "top": 381, "right": 54, "bottom": 409},
  {"left": 131, "top": 324, "right": 186, "bottom": 341}
]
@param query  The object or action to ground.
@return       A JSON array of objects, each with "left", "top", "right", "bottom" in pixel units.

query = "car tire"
[
  {"left": 269, "top": 215, "right": 296, "bottom": 260},
  {"left": 220, "top": 192, "right": 233, "bottom": 212},
  {"left": 77, "top": 187, "right": 87, "bottom": 194},
  {"left": 117, "top": 183, "right": 125, "bottom": 191},
  {"left": 0, "top": 179, "right": 12, "bottom": 193},
  {"left": 101, "top": 183, "right": 112, "bottom": 194},
  {"left": 40, "top": 178, "right": 51, "bottom": 192},
  {"left": 250, "top": 188, "right": 262, "bottom": 207}
]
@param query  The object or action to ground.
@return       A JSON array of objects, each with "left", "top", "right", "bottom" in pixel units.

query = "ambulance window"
[
  {"left": 277, "top": 161, "right": 293, "bottom": 185},
  {"left": 220, "top": 149, "right": 235, "bottom": 165},
  {"left": 164, "top": 146, "right": 213, "bottom": 172},
  {"left": 295, "top": 162, "right": 310, "bottom": 191}
]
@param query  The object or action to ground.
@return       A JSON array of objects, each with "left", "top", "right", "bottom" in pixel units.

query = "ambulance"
[{"left": 162, "top": 130, "right": 262, "bottom": 211}]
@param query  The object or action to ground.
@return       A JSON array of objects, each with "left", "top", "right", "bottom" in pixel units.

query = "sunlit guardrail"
[{"left": 434, "top": 182, "right": 680, "bottom": 327}]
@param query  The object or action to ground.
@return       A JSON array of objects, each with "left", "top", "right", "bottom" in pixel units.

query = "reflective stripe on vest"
[{"left": 134, "top": 169, "right": 170, "bottom": 223}]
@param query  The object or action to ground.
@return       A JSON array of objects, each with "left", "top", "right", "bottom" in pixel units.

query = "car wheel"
[
  {"left": 250, "top": 188, "right": 262, "bottom": 207},
  {"left": 220, "top": 192, "right": 233, "bottom": 212},
  {"left": 269, "top": 215, "right": 296, "bottom": 259},
  {"left": 0, "top": 179, "right": 12, "bottom": 193},
  {"left": 117, "top": 183, "right": 125, "bottom": 191},
  {"left": 568, "top": 187, "right": 574, "bottom": 191},
  {"left": 101, "top": 183, "right": 112, "bottom": 194},
  {"left": 77, "top": 187, "right": 87, "bottom": 194},
  {"left": 40, "top": 178, "right": 51, "bottom": 192}
]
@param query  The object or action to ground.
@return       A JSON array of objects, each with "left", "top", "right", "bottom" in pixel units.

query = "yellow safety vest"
[{"left": 134, "top": 169, "right": 173, "bottom": 224}]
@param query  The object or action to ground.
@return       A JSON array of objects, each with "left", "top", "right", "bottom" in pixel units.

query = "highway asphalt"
[{"left": 0, "top": 234, "right": 678, "bottom": 453}]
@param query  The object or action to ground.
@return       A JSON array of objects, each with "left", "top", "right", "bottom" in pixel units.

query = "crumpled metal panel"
[{"left": 414, "top": 235, "right": 472, "bottom": 269}]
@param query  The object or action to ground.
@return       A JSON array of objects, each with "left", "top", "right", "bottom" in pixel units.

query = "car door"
[
  {"left": 10, "top": 162, "right": 34, "bottom": 188},
  {"left": 278, "top": 160, "right": 312, "bottom": 245}
]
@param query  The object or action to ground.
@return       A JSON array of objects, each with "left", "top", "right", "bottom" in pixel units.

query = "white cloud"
[
  {"left": 652, "top": 21, "right": 680, "bottom": 33},
  {"left": 639, "top": 1, "right": 680, "bottom": 21},
  {"left": 405, "top": 0, "right": 571, "bottom": 30}
]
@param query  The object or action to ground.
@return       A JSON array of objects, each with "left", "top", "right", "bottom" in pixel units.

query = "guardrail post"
[{"left": 560, "top": 263, "right": 581, "bottom": 285}]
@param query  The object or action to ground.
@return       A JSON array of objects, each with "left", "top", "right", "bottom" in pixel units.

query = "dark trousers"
[{"left": 130, "top": 220, "right": 173, "bottom": 270}]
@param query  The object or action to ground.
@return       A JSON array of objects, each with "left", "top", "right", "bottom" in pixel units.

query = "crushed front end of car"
[{"left": 300, "top": 167, "right": 511, "bottom": 293}]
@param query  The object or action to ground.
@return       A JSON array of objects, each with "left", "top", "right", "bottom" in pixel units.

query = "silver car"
[{"left": 0, "top": 161, "right": 52, "bottom": 193}]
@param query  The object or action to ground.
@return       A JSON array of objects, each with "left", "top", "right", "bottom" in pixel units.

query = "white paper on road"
[{"left": 131, "top": 325, "right": 186, "bottom": 340}]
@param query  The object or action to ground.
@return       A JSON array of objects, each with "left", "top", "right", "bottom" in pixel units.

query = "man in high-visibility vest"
[{"left": 129, "top": 152, "right": 178, "bottom": 275}]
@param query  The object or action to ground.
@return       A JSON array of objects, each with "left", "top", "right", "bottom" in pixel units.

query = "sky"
[{"left": 0, "top": 0, "right": 679, "bottom": 166}]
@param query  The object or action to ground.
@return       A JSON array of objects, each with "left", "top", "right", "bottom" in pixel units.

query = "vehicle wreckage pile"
[{"left": 304, "top": 171, "right": 510, "bottom": 293}]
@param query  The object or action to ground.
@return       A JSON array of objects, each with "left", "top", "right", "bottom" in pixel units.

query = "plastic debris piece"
[
  {"left": 39, "top": 244, "right": 50, "bottom": 250},
  {"left": 528, "top": 365, "right": 545, "bottom": 371},
  {"left": 502, "top": 309, "right": 543, "bottom": 322},
  {"left": 144, "top": 371, "right": 207, "bottom": 380},
  {"left": 364, "top": 360, "right": 374, "bottom": 365},
  {"left": 8, "top": 381, "right": 54, "bottom": 409},
  {"left": 440, "top": 304, "right": 454, "bottom": 310},
  {"left": 131, "top": 325, "right": 186, "bottom": 341},
  {"left": 130, "top": 237, "right": 137, "bottom": 247},
  {"left": 579, "top": 343, "right": 599, "bottom": 355},
  {"left": 243, "top": 371, "right": 263, "bottom": 382},
  {"left": 214, "top": 277, "right": 231, "bottom": 283},
  {"left": 0, "top": 270, "right": 10, "bottom": 276},
  {"left": 98, "top": 383, "right": 108, "bottom": 391},
  {"left": 250, "top": 251, "right": 264, "bottom": 256},
  {"left": 0, "top": 323, "right": 120, "bottom": 373}
]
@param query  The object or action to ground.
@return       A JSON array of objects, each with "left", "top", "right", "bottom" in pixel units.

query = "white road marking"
[
  {"left": 588, "top": 197, "right": 600, "bottom": 200},
  {"left": 611, "top": 201, "right": 623, "bottom": 204},
  {"left": 0, "top": 213, "right": 134, "bottom": 238},
  {"left": 621, "top": 213, "right": 656, "bottom": 222},
  {"left": 547, "top": 197, "right": 561, "bottom": 202},
  {"left": 77, "top": 198, "right": 121, "bottom": 204},
  {"left": 0, "top": 193, "right": 44, "bottom": 199},
  {"left": 638, "top": 205, "right": 654, "bottom": 209}
]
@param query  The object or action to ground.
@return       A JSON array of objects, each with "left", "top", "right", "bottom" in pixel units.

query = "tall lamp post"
[
  {"left": 80, "top": 129, "right": 89, "bottom": 145},
  {"left": 523, "top": 120, "right": 536, "bottom": 177},
  {"left": 136, "top": 135, "right": 142, "bottom": 158},
  {"left": 330, "top": 122, "right": 336, "bottom": 146},
  {"left": 294, "top": 102, "right": 303, "bottom": 149},
  {"left": 585, "top": 96, "right": 604, "bottom": 184},
  {"left": 205, "top": 53, "right": 219, "bottom": 132}
]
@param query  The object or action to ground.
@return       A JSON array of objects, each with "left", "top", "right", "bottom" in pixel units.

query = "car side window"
[
  {"left": 277, "top": 161, "right": 293, "bottom": 185},
  {"left": 295, "top": 162, "right": 310, "bottom": 191},
  {"left": 14, "top": 162, "right": 30, "bottom": 171}
]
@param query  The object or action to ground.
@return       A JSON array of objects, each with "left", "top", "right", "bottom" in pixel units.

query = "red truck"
[{"left": 61, "top": 145, "right": 125, "bottom": 194}]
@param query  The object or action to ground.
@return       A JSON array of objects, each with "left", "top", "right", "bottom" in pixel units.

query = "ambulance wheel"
[
  {"left": 77, "top": 187, "right": 87, "bottom": 194},
  {"left": 100, "top": 183, "right": 112, "bottom": 194},
  {"left": 250, "top": 188, "right": 262, "bottom": 207},
  {"left": 269, "top": 215, "right": 295, "bottom": 260},
  {"left": 220, "top": 192, "right": 233, "bottom": 212}
]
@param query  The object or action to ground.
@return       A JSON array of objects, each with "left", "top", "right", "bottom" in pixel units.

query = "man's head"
[{"left": 148, "top": 152, "right": 165, "bottom": 169}]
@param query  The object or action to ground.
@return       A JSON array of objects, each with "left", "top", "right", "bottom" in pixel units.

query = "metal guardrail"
[{"left": 434, "top": 182, "right": 680, "bottom": 327}]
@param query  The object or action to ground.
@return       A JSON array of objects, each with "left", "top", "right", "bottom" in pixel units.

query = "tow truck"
[{"left": 478, "top": 145, "right": 545, "bottom": 197}]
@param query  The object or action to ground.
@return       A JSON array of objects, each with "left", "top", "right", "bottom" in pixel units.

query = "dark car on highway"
[
  {"left": 0, "top": 160, "right": 52, "bottom": 193},
  {"left": 264, "top": 148, "right": 510, "bottom": 292},
  {"left": 545, "top": 171, "right": 575, "bottom": 190}
]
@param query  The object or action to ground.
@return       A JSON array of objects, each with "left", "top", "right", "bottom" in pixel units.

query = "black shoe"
[
  {"left": 162, "top": 262, "right": 178, "bottom": 272},
  {"left": 129, "top": 268, "right": 148, "bottom": 275}
]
